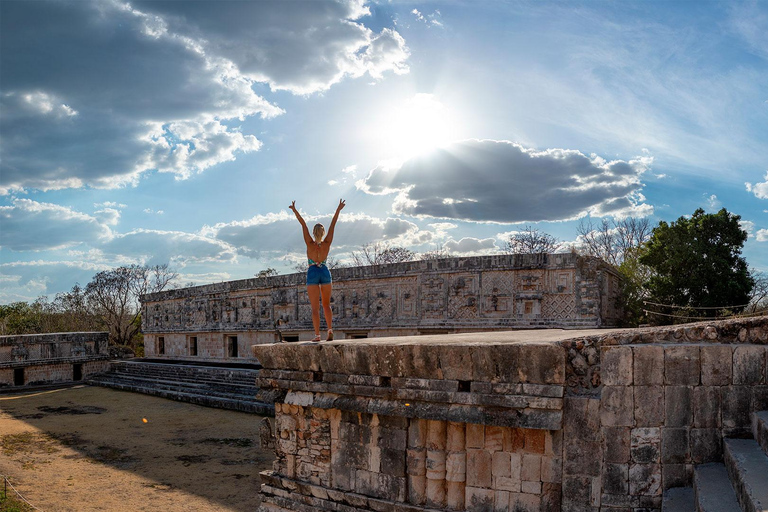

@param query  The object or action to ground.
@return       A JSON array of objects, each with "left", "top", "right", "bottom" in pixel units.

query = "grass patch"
[
  {"left": 1, "top": 433, "right": 59, "bottom": 457},
  {"left": 0, "top": 487, "right": 34, "bottom": 512}
]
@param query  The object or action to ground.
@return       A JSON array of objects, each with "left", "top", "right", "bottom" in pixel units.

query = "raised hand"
[
  {"left": 337, "top": 199, "right": 346, "bottom": 211},
  {"left": 289, "top": 201, "right": 297, "bottom": 212}
]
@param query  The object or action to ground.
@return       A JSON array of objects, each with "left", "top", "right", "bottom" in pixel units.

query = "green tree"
[{"left": 640, "top": 208, "right": 754, "bottom": 323}]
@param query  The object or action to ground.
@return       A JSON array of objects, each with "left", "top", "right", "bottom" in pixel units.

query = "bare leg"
[
  {"left": 320, "top": 283, "right": 333, "bottom": 334},
  {"left": 307, "top": 285, "right": 321, "bottom": 337}
]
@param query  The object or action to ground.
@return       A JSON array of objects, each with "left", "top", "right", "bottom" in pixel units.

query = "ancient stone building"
[
  {"left": 254, "top": 316, "right": 768, "bottom": 512},
  {"left": 141, "top": 254, "right": 621, "bottom": 361},
  {"left": 0, "top": 332, "right": 110, "bottom": 388}
]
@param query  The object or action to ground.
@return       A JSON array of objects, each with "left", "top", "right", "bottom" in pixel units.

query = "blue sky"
[{"left": 1, "top": 0, "right": 767, "bottom": 303}]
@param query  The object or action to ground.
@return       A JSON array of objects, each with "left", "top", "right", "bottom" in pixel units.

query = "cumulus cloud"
[
  {"left": 0, "top": 199, "right": 112, "bottom": 251},
  {"left": 0, "top": 260, "right": 110, "bottom": 299},
  {"left": 757, "top": 229, "right": 768, "bottom": 242},
  {"left": 0, "top": 0, "right": 408, "bottom": 194},
  {"left": 443, "top": 237, "right": 499, "bottom": 254},
  {"left": 358, "top": 139, "right": 653, "bottom": 223},
  {"left": 206, "top": 210, "right": 437, "bottom": 258},
  {"left": 740, "top": 220, "right": 755, "bottom": 237},
  {"left": 746, "top": 172, "right": 768, "bottom": 199},
  {"left": 101, "top": 229, "right": 236, "bottom": 267}
]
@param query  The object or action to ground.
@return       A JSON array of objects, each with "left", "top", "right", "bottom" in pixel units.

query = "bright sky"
[{"left": 1, "top": 0, "right": 767, "bottom": 303}]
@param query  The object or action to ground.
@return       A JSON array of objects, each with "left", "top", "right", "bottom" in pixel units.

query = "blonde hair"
[{"left": 312, "top": 223, "right": 325, "bottom": 243}]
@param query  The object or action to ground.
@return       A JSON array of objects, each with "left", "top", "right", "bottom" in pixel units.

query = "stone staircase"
[
  {"left": 88, "top": 359, "right": 274, "bottom": 415},
  {"left": 663, "top": 410, "right": 768, "bottom": 512}
]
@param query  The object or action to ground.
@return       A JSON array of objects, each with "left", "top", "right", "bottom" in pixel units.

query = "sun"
[{"left": 374, "top": 94, "right": 456, "bottom": 158}]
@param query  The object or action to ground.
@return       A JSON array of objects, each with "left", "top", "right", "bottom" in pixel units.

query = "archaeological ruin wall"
[
  {"left": 253, "top": 316, "right": 768, "bottom": 512},
  {"left": 0, "top": 332, "right": 110, "bottom": 388},
  {"left": 141, "top": 254, "right": 621, "bottom": 362}
]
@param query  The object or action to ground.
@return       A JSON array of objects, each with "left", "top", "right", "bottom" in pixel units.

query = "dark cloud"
[
  {"left": 0, "top": 199, "right": 111, "bottom": 251},
  {"left": 0, "top": 0, "right": 408, "bottom": 193},
  {"left": 358, "top": 139, "right": 652, "bottom": 223}
]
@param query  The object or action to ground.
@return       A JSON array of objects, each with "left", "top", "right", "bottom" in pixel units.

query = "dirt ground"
[{"left": 0, "top": 385, "right": 275, "bottom": 511}]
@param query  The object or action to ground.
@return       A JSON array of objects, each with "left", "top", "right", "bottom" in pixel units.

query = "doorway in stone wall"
[
  {"left": 73, "top": 363, "right": 83, "bottom": 381},
  {"left": 13, "top": 368, "right": 24, "bottom": 386},
  {"left": 227, "top": 335, "right": 238, "bottom": 358}
]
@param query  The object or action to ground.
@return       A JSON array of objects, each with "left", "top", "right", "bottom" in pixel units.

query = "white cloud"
[
  {"left": 143, "top": 208, "right": 165, "bottom": 215},
  {"left": 740, "top": 220, "right": 755, "bottom": 237},
  {"left": 1, "top": 0, "right": 408, "bottom": 194},
  {"left": 0, "top": 199, "right": 112, "bottom": 251},
  {"left": 746, "top": 172, "right": 768, "bottom": 199},
  {"left": 94, "top": 202, "right": 127, "bottom": 209},
  {"left": 757, "top": 229, "right": 768, "bottom": 242},
  {"left": 358, "top": 139, "right": 653, "bottom": 223},
  {"left": 93, "top": 208, "right": 121, "bottom": 226},
  {"left": 443, "top": 237, "right": 499, "bottom": 254},
  {"left": 0, "top": 260, "right": 110, "bottom": 300},
  {"left": 101, "top": 229, "right": 236, "bottom": 267},
  {"left": 704, "top": 193, "right": 721, "bottom": 211}
]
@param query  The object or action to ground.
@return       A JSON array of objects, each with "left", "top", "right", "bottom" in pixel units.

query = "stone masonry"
[
  {"left": 0, "top": 332, "right": 110, "bottom": 387},
  {"left": 141, "top": 254, "right": 621, "bottom": 363},
  {"left": 253, "top": 316, "right": 768, "bottom": 512}
]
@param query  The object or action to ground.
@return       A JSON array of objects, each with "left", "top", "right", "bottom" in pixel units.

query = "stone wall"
[
  {"left": 0, "top": 332, "right": 110, "bottom": 388},
  {"left": 253, "top": 316, "right": 768, "bottom": 512},
  {"left": 142, "top": 254, "right": 621, "bottom": 362}
]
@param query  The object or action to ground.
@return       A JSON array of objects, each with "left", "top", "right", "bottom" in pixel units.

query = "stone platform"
[{"left": 253, "top": 317, "right": 768, "bottom": 512}]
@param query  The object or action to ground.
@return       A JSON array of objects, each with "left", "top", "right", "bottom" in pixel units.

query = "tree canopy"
[{"left": 640, "top": 208, "right": 754, "bottom": 319}]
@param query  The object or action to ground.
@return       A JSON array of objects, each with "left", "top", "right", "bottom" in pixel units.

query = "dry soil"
[{"left": 0, "top": 385, "right": 274, "bottom": 511}]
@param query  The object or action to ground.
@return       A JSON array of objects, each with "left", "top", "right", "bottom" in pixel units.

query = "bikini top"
[{"left": 308, "top": 258, "right": 326, "bottom": 267}]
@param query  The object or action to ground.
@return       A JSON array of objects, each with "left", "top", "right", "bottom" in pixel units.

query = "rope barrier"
[
  {"left": 642, "top": 300, "right": 753, "bottom": 310},
  {"left": 1, "top": 475, "right": 43, "bottom": 511}
]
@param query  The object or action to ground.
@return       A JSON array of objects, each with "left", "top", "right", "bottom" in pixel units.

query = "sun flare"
[{"left": 374, "top": 94, "right": 456, "bottom": 158}]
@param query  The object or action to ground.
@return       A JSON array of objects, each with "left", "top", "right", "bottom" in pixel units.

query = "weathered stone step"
[
  {"left": 753, "top": 411, "right": 768, "bottom": 457},
  {"left": 724, "top": 437, "right": 768, "bottom": 512},
  {"left": 100, "top": 373, "right": 258, "bottom": 392},
  {"left": 88, "top": 380, "right": 274, "bottom": 415},
  {"left": 88, "top": 375, "right": 257, "bottom": 401},
  {"left": 663, "top": 487, "right": 694, "bottom": 512},
  {"left": 693, "top": 463, "right": 741, "bottom": 512}
]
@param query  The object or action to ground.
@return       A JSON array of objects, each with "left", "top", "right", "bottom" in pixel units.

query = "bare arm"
[
  {"left": 289, "top": 201, "right": 313, "bottom": 246},
  {"left": 323, "top": 199, "right": 346, "bottom": 246}
]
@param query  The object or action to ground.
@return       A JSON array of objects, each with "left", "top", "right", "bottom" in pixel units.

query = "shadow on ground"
[{"left": 0, "top": 385, "right": 275, "bottom": 512}]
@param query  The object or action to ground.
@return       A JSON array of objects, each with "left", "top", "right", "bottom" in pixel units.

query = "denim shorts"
[{"left": 306, "top": 264, "right": 332, "bottom": 285}]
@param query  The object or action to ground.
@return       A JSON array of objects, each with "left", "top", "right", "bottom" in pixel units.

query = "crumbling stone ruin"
[
  {"left": 141, "top": 254, "right": 621, "bottom": 361},
  {"left": 253, "top": 316, "right": 768, "bottom": 512},
  {"left": 0, "top": 332, "right": 109, "bottom": 388}
]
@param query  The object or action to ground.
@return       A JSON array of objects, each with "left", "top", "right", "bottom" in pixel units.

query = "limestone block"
[
  {"left": 630, "top": 427, "right": 660, "bottom": 464},
  {"left": 492, "top": 451, "right": 511, "bottom": 478},
  {"left": 446, "top": 422, "right": 465, "bottom": 451},
  {"left": 662, "top": 463, "right": 692, "bottom": 491},
  {"left": 664, "top": 346, "right": 700, "bottom": 385},
  {"left": 689, "top": 428, "right": 722, "bottom": 464},
  {"left": 524, "top": 429, "right": 546, "bottom": 454},
  {"left": 466, "top": 423, "right": 485, "bottom": 449},
  {"left": 465, "top": 486, "right": 494, "bottom": 511},
  {"left": 562, "top": 475, "right": 593, "bottom": 511},
  {"left": 722, "top": 386, "right": 752, "bottom": 428},
  {"left": 541, "top": 482, "right": 562, "bottom": 512},
  {"left": 754, "top": 385, "right": 768, "bottom": 412},
  {"left": 733, "top": 345, "right": 766, "bottom": 385},
  {"left": 602, "top": 463, "right": 629, "bottom": 495},
  {"left": 602, "top": 346, "right": 633, "bottom": 386},
  {"left": 661, "top": 428, "right": 689, "bottom": 464},
  {"left": 692, "top": 386, "right": 721, "bottom": 428},
  {"left": 517, "top": 343, "right": 565, "bottom": 384},
  {"left": 484, "top": 426, "right": 504, "bottom": 452},
  {"left": 380, "top": 448, "right": 405, "bottom": 477},
  {"left": 700, "top": 345, "right": 732, "bottom": 385},
  {"left": 665, "top": 386, "right": 693, "bottom": 427},
  {"left": 471, "top": 346, "right": 500, "bottom": 383},
  {"left": 493, "top": 490, "right": 509, "bottom": 512},
  {"left": 446, "top": 481, "right": 465, "bottom": 510},
  {"left": 603, "top": 426, "right": 631, "bottom": 463},
  {"left": 633, "top": 345, "right": 664, "bottom": 386},
  {"left": 509, "top": 491, "right": 541, "bottom": 512},
  {"left": 438, "top": 345, "right": 474, "bottom": 381},
  {"left": 633, "top": 386, "right": 664, "bottom": 427},
  {"left": 425, "top": 477, "right": 446, "bottom": 508},
  {"left": 426, "top": 450, "right": 446, "bottom": 480},
  {"left": 521, "top": 480, "right": 541, "bottom": 494},
  {"left": 406, "top": 448, "right": 426, "bottom": 476},
  {"left": 564, "top": 439, "right": 601, "bottom": 477},
  {"left": 628, "top": 463, "right": 661, "bottom": 496},
  {"left": 408, "top": 419, "right": 428, "bottom": 448},
  {"left": 407, "top": 474, "right": 426, "bottom": 505},
  {"left": 446, "top": 452, "right": 466, "bottom": 482},
  {"left": 427, "top": 420, "right": 446, "bottom": 450},
  {"left": 545, "top": 429, "right": 563, "bottom": 456},
  {"left": 504, "top": 428, "right": 526, "bottom": 452},
  {"left": 355, "top": 470, "right": 406, "bottom": 502},
  {"left": 601, "top": 386, "right": 635, "bottom": 426},
  {"left": 564, "top": 397, "right": 601, "bottom": 442},
  {"left": 520, "top": 453, "right": 541, "bottom": 481},
  {"left": 379, "top": 427, "right": 407, "bottom": 451},
  {"left": 466, "top": 449, "right": 492, "bottom": 488},
  {"left": 541, "top": 456, "right": 562, "bottom": 483}
]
